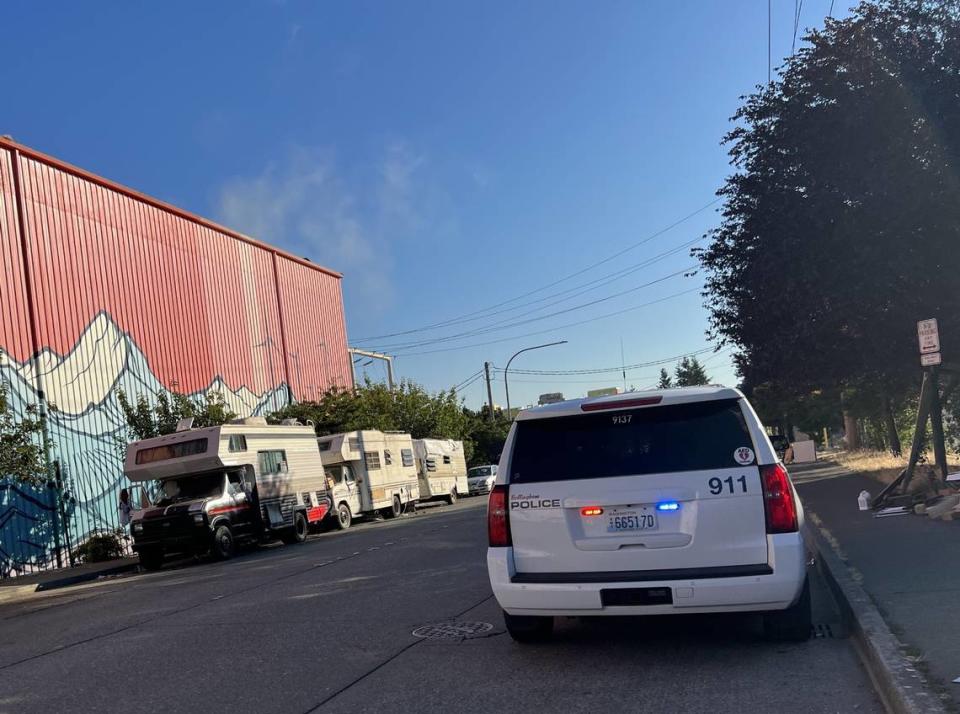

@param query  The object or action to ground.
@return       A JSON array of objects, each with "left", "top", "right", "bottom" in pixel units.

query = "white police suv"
[{"left": 486, "top": 386, "right": 810, "bottom": 643}]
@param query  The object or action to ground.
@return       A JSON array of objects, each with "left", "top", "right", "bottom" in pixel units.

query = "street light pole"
[{"left": 504, "top": 340, "right": 567, "bottom": 419}]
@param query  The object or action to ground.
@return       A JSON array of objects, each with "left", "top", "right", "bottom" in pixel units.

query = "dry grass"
[{"left": 827, "top": 449, "right": 960, "bottom": 487}]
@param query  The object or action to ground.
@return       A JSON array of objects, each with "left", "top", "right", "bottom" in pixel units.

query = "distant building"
[
  {"left": 587, "top": 387, "right": 621, "bottom": 398},
  {"left": 538, "top": 392, "right": 565, "bottom": 405}
]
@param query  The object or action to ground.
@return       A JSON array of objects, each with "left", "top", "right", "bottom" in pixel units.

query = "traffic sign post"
[
  {"left": 917, "top": 318, "right": 940, "bottom": 354},
  {"left": 874, "top": 319, "right": 956, "bottom": 508}
]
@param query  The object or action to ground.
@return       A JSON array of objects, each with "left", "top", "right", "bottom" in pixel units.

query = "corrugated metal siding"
[
  {"left": 0, "top": 148, "right": 32, "bottom": 367},
  {"left": 0, "top": 140, "right": 350, "bottom": 576},
  {"left": 275, "top": 256, "right": 352, "bottom": 400}
]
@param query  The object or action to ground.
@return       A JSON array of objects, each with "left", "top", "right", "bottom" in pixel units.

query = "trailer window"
[
  {"left": 401, "top": 449, "right": 414, "bottom": 467},
  {"left": 318, "top": 441, "right": 332, "bottom": 452},
  {"left": 443, "top": 455, "right": 451, "bottom": 465},
  {"left": 258, "top": 450, "right": 288, "bottom": 475},
  {"left": 228, "top": 435, "right": 247, "bottom": 453},
  {"left": 348, "top": 438, "right": 360, "bottom": 451},
  {"left": 426, "top": 458, "right": 437, "bottom": 472},
  {"left": 365, "top": 451, "right": 381, "bottom": 470},
  {"left": 135, "top": 438, "right": 207, "bottom": 464},
  {"left": 384, "top": 449, "right": 393, "bottom": 465}
]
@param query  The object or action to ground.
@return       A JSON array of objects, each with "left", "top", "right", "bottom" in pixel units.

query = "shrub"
[{"left": 74, "top": 529, "right": 125, "bottom": 563}]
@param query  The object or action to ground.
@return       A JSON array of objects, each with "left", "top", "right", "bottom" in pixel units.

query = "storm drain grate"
[
  {"left": 813, "top": 623, "right": 834, "bottom": 639},
  {"left": 412, "top": 621, "right": 494, "bottom": 641}
]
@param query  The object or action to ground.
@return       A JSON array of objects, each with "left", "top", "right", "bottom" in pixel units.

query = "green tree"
[
  {"left": 116, "top": 389, "right": 237, "bottom": 445},
  {"left": 657, "top": 368, "right": 673, "bottom": 389},
  {"left": 674, "top": 357, "right": 710, "bottom": 387},
  {"left": 698, "top": 0, "right": 960, "bottom": 452},
  {"left": 0, "top": 386, "right": 48, "bottom": 486}
]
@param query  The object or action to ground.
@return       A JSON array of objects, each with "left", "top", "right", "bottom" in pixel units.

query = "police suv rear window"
[{"left": 509, "top": 399, "right": 753, "bottom": 483}]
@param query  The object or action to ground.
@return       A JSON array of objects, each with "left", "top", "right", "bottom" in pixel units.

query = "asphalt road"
[{"left": 0, "top": 498, "right": 881, "bottom": 714}]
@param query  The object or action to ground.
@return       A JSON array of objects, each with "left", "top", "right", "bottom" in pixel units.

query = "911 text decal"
[{"left": 709, "top": 475, "right": 748, "bottom": 495}]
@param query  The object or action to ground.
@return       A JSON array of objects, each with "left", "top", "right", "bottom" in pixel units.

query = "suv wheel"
[
  {"left": 503, "top": 610, "right": 553, "bottom": 643},
  {"left": 763, "top": 578, "right": 812, "bottom": 642}
]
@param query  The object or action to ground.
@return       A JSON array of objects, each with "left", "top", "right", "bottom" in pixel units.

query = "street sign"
[
  {"left": 917, "top": 318, "right": 940, "bottom": 354},
  {"left": 921, "top": 352, "right": 942, "bottom": 367}
]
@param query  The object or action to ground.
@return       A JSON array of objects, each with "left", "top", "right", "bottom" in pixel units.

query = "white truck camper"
[
  {"left": 318, "top": 430, "right": 420, "bottom": 529},
  {"left": 414, "top": 438, "right": 469, "bottom": 504},
  {"left": 124, "top": 418, "right": 331, "bottom": 569}
]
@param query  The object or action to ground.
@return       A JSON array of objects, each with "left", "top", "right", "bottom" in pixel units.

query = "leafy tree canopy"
[
  {"left": 699, "top": 0, "right": 960, "bottom": 396},
  {"left": 0, "top": 387, "right": 48, "bottom": 486},
  {"left": 674, "top": 356, "right": 711, "bottom": 387}
]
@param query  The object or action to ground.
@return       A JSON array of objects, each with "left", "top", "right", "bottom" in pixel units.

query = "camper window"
[
  {"left": 401, "top": 449, "right": 414, "bottom": 467},
  {"left": 228, "top": 435, "right": 247, "bottom": 453},
  {"left": 136, "top": 438, "right": 207, "bottom": 465},
  {"left": 348, "top": 437, "right": 360, "bottom": 451},
  {"left": 443, "top": 455, "right": 451, "bottom": 465},
  {"left": 426, "top": 458, "right": 437, "bottom": 472},
  {"left": 364, "top": 451, "right": 381, "bottom": 470},
  {"left": 318, "top": 441, "right": 332, "bottom": 452},
  {"left": 384, "top": 450, "right": 393, "bottom": 465},
  {"left": 258, "top": 450, "right": 288, "bottom": 475}
]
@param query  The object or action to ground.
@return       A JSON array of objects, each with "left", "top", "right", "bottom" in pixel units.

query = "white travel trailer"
[
  {"left": 317, "top": 430, "right": 420, "bottom": 529},
  {"left": 124, "top": 418, "right": 331, "bottom": 569},
  {"left": 414, "top": 438, "right": 469, "bottom": 504}
]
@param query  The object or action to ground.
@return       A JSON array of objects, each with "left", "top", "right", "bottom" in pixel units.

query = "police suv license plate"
[{"left": 607, "top": 506, "right": 658, "bottom": 533}]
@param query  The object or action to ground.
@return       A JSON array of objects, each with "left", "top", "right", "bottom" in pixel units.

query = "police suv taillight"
[
  {"left": 488, "top": 484, "right": 512, "bottom": 547},
  {"left": 760, "top": 463, "right": 798, "bottom": 533}
]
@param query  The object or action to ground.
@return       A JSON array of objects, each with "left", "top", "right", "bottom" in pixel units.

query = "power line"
[
  {"left": 362, "top": 235, "right": 704, "bottom": 349},
  {"left": 792, "top": 0, "right": 804, "bottom": 54},
  {"left": 376, "top": 265, "right": 696, "bottom": 353},
  {"left": 452, "top": 373, "right": 484, "bottom": 393},
  {"left": 352, "top": 198, "right": 720, "bottom": 343},
  {"left": 394, "top": 288, "right": 701, "bottom": 356},
  {"left": 451, "top": 369, "right": 484, "bottom": 391}
]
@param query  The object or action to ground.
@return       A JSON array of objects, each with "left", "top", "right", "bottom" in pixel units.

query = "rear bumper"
[{"left": 487, "top": 533, "right": 806, "bottom": 616}]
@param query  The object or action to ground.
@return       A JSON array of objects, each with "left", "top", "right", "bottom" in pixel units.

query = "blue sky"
[{"left": 1, "top": 1, "right": 844, "bottom": 409}]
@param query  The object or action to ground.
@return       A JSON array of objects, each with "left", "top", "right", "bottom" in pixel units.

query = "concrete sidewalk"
[
  {"left": 0, "top": 557, "right": 139, "bottom": 602},
  {"left": 794, "top": 460, "right": 960, "bottom": 708}
]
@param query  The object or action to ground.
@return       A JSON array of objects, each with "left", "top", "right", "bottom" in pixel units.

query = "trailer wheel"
[
  {"left": 383, "top": 496, "right": 402, "bottom": 519},
  {"left": 282, "top": 511, "right": 308, "bottom": 545},
  {"left": 446, "top": 488, "right": 458, "bottom": 505},
  {"left": 335, "top": 503, "right": 352, "bottom": 530},
  {"left": 211, "top": 524, "right": 235, "bottom": 560},
  {"left": 138, "top": 547, "right": 164, "bottom": 571}
]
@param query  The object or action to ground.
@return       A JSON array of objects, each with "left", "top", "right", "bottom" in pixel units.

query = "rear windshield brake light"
[{"left": 581, "top": 396, "right": 663, "bottom": 412}]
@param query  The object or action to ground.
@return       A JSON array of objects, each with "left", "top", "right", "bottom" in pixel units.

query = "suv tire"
[
  {"left": 763, "top": 578, "right": 812, "bottom": 642},
  {"left": 503, "top": 610, "right": 553, "bottom": 643}
]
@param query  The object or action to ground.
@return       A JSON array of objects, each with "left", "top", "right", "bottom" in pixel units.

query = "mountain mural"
[{"left": 1, "top": 313, "right": 289, "bottom": 578}]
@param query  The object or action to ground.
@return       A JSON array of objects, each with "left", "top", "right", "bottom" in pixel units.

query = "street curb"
[
  {"left": 805, "top": 519, "right": 948, "bottom": 714},
  {"left": 0, "top": 584, "right": 40, "bottom": 605},
  {"left": 34, "top": 561, "right": 139, "bottom": 591}
]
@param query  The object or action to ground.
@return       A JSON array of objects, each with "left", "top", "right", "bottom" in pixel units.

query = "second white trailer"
[{"left": 414, "top": 438, "right": 469, "bottom": 504}]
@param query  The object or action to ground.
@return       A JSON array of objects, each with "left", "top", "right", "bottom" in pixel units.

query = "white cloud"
[{"left": 216, "top": 146, "right": 402, "bottom": 312}]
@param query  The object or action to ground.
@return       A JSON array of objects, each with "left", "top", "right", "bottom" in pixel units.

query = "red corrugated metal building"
[{"left": 0, "top": 137, "right": 351, "bottom": 575}]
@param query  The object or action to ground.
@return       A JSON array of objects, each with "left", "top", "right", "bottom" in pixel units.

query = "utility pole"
[{"left": 484, "top": 362, "right": 495, "bottom": 422}]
